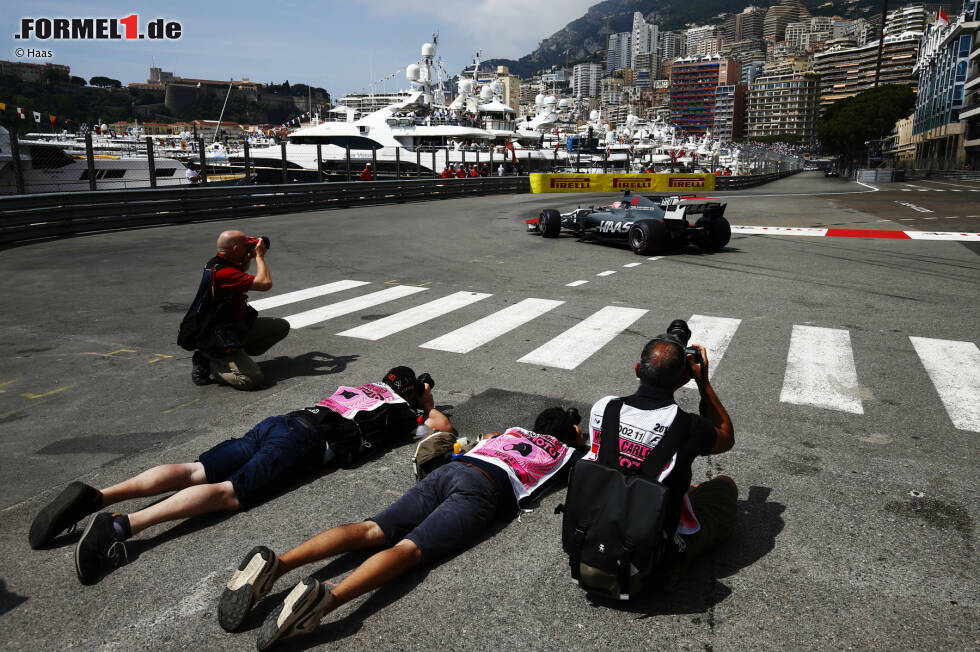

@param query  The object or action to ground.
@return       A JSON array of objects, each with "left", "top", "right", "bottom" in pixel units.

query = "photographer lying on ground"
[
  {"left": 179, "top": 230, "right": 288, "bottom": 390},
  {"left": 216, "top": 406, "right": 588, "bottom": 651},
  {"left": 28, "top": 367, "right": 448, "bottom": 585}
]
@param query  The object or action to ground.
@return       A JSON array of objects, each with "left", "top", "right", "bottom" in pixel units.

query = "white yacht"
[{"left": 0, "top": 127, "right": 192, "bottom": 194}]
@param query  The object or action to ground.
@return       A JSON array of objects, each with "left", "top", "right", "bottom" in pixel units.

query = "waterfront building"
[
  {"left": 713, "top": 84, "right": 747, "bottom": 141},
  {"left": 812, "top": 31, "right": 921, "bottom": 108},
  {"left": 687, "top": 26, "right": 722, "bottom": 57},
  {"left": 633, "top": 53, "right": 658, "bottom": 87},
  {"left": 632, "top": 12, "right": 659, "bottom": 66},
  {"left": 912, "top": 1, "right": 979, "bottom": 166},
  {"left": 886, "top": 4, "right": 929, "bottom": 35},
  {"left": 607, "top": 32, "right": 632, "bottom": 73},
  {"left": 659, "top": 31, "right": 686, "bottom": 60},
  {"left": 670, "top": 55, "right": 742, "bottom": 135},
  {"left": 572, "top": 63, "right": 603, "bottom": 98},
  {"left": 764, "top": 0, "right": 811, "bottom": 41},
  {"left": 745, "top": 72, "right": 819, "bottom": 141},
  {"left": 964, "top": 2, "right": 980, "bottom": 168}
]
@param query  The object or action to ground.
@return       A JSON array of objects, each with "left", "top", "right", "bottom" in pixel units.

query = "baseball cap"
[{"left": 383, "top": 366, "right": 420, "bottom": 395}]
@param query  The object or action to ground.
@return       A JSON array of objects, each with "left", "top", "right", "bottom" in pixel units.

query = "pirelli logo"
[
  {"left": 612, "top": 177, "right": 652, "bottom": 189},
  {"left": 667, "top": 177, "right": 706, "bottom": 188},
  {"left": 550, "top": 177, "right": 591, "bottom": 189}
]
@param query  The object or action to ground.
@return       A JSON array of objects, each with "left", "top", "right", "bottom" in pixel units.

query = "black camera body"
[
  {"left": 666, "top": 319, "right": 703, "bottom": 365},
  {"left": 566, "top": 407, "right": 581, "bottom": 426},
  {"left": 247, "top": 236, "right": 271, "bottom": 254},
  {"left": 417, "top": 372, "right": 434, "bottom": 391}
]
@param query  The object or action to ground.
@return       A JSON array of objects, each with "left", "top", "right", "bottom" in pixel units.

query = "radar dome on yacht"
[
  {"left": 459, "top": 79, "right": 474, "bottom": 94},
  {"left": 544, "top": 95, "right": 556, "bottom": 106},
  {"left": 589, "top": 110, "right": 599, "bottom": 121},
  {"left": 479, "top": 85, "right": 493, "bottom": 100},
  {"left": 534, "top": 93, "right": 544, "bottom": 106},
  {"left": 406, "top": 64, "right": 421, "bottom": 82},
  {"left": 489, "top": 81, "right": 503, "bottom": 95},
  {"left": 558, "top": 98, "right": 569, "bottom": 109},
  {"left": 421, "top": 42, "right": 436, "bottom": 57}
]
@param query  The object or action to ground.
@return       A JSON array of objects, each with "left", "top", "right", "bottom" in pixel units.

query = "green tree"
[
  {"left": 70, "top": 76, "right": 87, "bottom": 86},
  {"left": 819, "top": 84, "right": 915, "bottom": 163},
  {"left": 89, "top": 76, "right": 122, "bottom": 88}
]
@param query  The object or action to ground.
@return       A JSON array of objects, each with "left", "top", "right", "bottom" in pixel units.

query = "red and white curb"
[{"left": 731, "top": 226, "right": 980, "bottom": 241}]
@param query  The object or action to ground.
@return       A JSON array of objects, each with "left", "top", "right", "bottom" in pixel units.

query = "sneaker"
[
  {"left": 192, "top": 351, "right": 213, "bottom": 386},
  {"left": 74, "top": 512, "right": 129, "bottom": 585},
  {"left": 218, "top": 546, "right": 280, "bottom": 632},
  {"left": 255, "top": 576, "right": 334, "bottom": 651},
  {"left": 29, "top": 481, "right": 103, "bottom": 549}
]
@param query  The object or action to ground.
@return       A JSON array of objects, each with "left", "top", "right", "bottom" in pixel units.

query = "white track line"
[
  {"left": 337, "top": 291, "right": 491, "bottom": 341},
  {"left": 518, "top": 306, "right": 647, "bottom": 370},
  {"left": 910, "top": 337, "right": 980, "bottom": 432},
  {"left": 623, "top": 262, "right": 642, "bottom": 268},
  {"left": 421, "top": 298, "right": 565, "bottom": 353},
  {"left": 597, "top": 270, "right": 617, "bottom": 277},
  {"left": 250, "top": 280, "right": 370, "bottom": 311},
  {"left": 566, "top": 280, "right": 588, "bottom": 287},
  {"left": 284, "top": 285, "right": 427, "bottom": 329},
  {"left": 780, "top": 325, "right": 863, "bottom": 414},
  {"left": 682, "top": 315, "right": 742, "bottom": 389}
]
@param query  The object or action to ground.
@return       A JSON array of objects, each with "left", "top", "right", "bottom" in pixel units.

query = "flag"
[
  {"left": 49, "top": 115, "right": 56, "bottom": 126},
  {"left": 0, "top": 102, "right": 5, "bottom": 113},
  {"left": 936, "top": 8, "right": 949, "bottom": 27},
  {"left": 17, "top": 107, "right": 25, "bottom": 119},
  {"left": 504, "top": 140, "right": 517, "bottom": 164}
]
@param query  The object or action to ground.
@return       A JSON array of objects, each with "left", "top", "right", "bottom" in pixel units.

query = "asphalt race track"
[{"left": 1, "top": 172, "right": 977, "bottom": 650}]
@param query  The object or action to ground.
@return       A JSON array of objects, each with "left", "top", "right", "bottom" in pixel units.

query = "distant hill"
[{"left": 482, "top": 0, "right": 895, "bottom": 78}]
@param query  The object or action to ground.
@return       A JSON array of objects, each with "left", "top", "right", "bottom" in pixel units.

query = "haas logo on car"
[
  {"left": 550, "top": 177, "right": 591, "bottom": 189},
  {"left": 667, "top": 177, "right": 706, "bottom": 188},
  {"left": 599, "top": 220, "right": 633, "bottom": 233},
  {"left": 612, "top": 177, "right": 652, "bottom": 189}
]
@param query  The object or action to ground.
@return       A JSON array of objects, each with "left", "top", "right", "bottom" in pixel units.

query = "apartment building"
[
  {"left": 764, "top": 0, "right": 811, "bottom": 41},
  {"left": 812, "top": 31, "right": 921, "bottom": 107},
  {"left": 713, "top": 84, "right": 747, "bottom": 141},
  {"left": 572, "top": 63, "right": 603, "bottom": 98},
  {"left": 607, "top": 32, "right": 632, "bottom": 73},
  {"left": 745, "top": 72, "right": 820, "bottom": 141},
  {"left": 912, "top": 1, "right": 978, "bottom": 165},
  {"left": 670, "top": 55, "right": 742, "bottom": 134}
]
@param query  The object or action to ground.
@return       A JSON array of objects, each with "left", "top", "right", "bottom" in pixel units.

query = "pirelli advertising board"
[{"left": 529, "top": 173, "right": 715, "bottom": 193}]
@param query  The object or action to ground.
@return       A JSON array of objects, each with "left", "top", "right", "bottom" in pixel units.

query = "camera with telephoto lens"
[
  {"left": 417, "top": 372, "right": 434, "bottom": 391},
  {"left": 246, "top": 236, "right": 270, "bottom": 254},
  {"left": 566, "top": 407, "right": 581, "bottom": 426},
  {"left": 666, "top": 319, "right": 703, "bottom": 365}
]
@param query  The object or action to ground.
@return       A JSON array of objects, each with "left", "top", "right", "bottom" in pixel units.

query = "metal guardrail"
[
  {"left": 714, "top": 170, "right": 799, "bottom": 190},
  {"left": 0, "top": 177, "right": 530, "bottom": 246}
]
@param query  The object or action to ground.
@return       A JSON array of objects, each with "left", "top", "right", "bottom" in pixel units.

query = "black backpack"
[
  {"left": 177, "top": 263, "right": 254, "bottom": 356},
  {"left": 561, "top": 398, "right": 689, "bottom": 600}
]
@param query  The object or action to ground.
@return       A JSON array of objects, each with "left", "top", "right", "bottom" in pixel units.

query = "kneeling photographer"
[
  {"left": 566, "top": 319, "right": 736, "bottom": 597},
  {"left": 178, "top": 230, "right": 289, "bottom": 390}
]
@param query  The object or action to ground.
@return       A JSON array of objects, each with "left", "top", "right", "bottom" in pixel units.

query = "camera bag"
[
  {"left": 177, "top": 261, "right": 254, "bottom": 356},
  {"left": 561, "top": 398, "right": 689, "bottom": 600},
  {"left": 411, "top": 431, "right": 475, "bottom": 481}
]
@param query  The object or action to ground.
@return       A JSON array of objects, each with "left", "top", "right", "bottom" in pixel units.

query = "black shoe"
[
  {"left": 192, "top": 351, "right": 213, "bottom": 386},
  {"left": 218, "top": 546, "right": 280, "bottom": 632},
  {"left": 74, "top": 513, "right": 128, "bottom": 585},
  {"left": 29, "top": 481, "right": 103, "bottom": 549},
  {"left": 256, "top": 577, "right": 334, "bottom": 651}
]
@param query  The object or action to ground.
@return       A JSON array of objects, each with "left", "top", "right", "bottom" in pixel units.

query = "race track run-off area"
[{"left": 0, "top": 173, "right": 976, "bottom": 650}]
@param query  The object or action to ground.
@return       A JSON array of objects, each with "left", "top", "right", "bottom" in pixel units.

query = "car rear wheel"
[
  {"left": 540, "top": 209, "right": 562, "bottom": 238},
  {"left": 627, "top": 219, "right": 669, "bottom": 255},
  {"left": 695, "top": 215, "right": 731, "bottom": 251}
]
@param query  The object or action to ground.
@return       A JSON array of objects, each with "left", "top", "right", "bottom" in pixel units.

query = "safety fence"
[
  {"left": 0, "top": 177, "right": 529, "bottom": 246},
  {"left": 714, "top": 170, "right": 799, "bottom": 189},
  {"left": 855, "top": 168, "right": 980, "bottom": 182}
]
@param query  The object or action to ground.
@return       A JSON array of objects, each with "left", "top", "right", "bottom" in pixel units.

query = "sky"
[{"left": 3, "top": 0, "right": 598, "bottom": 97}]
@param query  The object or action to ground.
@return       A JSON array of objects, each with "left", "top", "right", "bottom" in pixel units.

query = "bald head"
[
  {"left": 637, "top": 338, "right": 687, "bottom": 390},
  {"left": 217, "top": 230, "right": 247, "bottom": 254}
]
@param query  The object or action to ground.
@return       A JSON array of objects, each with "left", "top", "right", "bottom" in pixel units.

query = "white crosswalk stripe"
[
  {"left": 682, "top": 315, "right": 742, "bottom": 390},
  {"left": 421, "top": 298, "right": 565, "bottom": 353},
  {"left": 910, "top": 337, "right": 980, "bottom": 432},
  {"left": 780, "top": 325, "right": 863, "bottom": 414},
  {"left": 250, "top": 280, "right": 370, "bottom": 311},
  {"left": 284, "top": 285, "right": 428, "bottom": 329},
  {"left": 517, "top": 306, "right": 648, "bottom": 370},
  {"left": 255, "top": 279, "right": 979, "bottom": 425},
  {"left": 338, "top": 291, "right": 492, "bottom": 341}
]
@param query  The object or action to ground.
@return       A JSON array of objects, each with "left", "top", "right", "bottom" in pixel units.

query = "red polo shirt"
[{"left": 214, "top": 257, "right": 254, "bottom": 321}]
